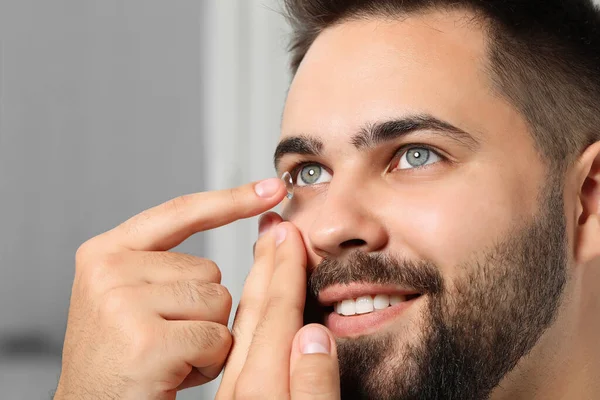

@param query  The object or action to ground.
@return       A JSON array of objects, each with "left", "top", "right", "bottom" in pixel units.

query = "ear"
[{"left": 574, "top": 141, "right": 600, "bottom": 264}]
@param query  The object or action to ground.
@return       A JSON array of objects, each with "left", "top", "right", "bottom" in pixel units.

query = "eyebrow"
[{"left": 273, "top": 114, "right": 479, "bottom": 172}]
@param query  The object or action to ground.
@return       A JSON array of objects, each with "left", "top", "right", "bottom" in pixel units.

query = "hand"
[
  {"left": 54, "top": 179, "right": 286, "bottom": 400},
  {"left": 216, "top": 218, "right": 341, "bottom": 399}
]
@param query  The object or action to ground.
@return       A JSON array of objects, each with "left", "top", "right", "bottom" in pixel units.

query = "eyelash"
[{"left": 286, "top": 144, "right": 447, "bottom": 184}]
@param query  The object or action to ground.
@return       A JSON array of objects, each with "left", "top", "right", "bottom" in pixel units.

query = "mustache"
[{"left": 307, "top": 250, "right": 444, "bottom": 298}]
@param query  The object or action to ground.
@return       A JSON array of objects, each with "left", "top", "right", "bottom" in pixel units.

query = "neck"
[{"left": 490, "top": 266, "right": 600, "bottom": 399}]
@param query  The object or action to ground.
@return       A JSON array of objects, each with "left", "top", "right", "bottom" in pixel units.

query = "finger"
[
  {"left": 96, "top": 251, "right": 222, "bottom": 288},
  {"left": 104, "top": 178, "right": 286, "bottom": 251},
  {"left": 139, "top": 281, "right": 232, "bottom": 324},
  {"left": 254, "top": 212, "right": 284, "bottom": 256},
  {"left": 290, "top": 324, "right": 340, "bottom": 400},
  {"left": 165, "top": 321, "right": 232, "bottom": 385},
  {"left": 236, "top": 222, "right": 307, "bottom": 398},
  {"left": 217, "top": 215, "right": 282, "bottom": 399}
]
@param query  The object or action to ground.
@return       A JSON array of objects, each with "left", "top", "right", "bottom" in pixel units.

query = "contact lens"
[{"left": 281, "top": 171, "right": 294, "bottom": 199}]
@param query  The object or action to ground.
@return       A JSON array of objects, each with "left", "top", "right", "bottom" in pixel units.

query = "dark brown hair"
[{"left": 283, "top": 0, "right": 600, "bottom": 171}]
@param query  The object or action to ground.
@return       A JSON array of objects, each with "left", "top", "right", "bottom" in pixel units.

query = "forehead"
[{"left": 281, "top": 10, "right": 516, "bottom": 143}]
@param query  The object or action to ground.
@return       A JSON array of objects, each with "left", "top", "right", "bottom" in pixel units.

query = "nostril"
[{"left": 340, "top": 238, "right": 367, "bottom": 249}]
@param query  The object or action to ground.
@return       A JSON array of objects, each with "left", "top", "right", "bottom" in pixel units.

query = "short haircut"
[{"left": 283, "top": 0, "right": 600, "bottom": 172}]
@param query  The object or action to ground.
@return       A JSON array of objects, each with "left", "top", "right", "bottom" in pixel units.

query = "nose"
[{"left": 307, "top": 182, "right": 388, "bottom": 258}]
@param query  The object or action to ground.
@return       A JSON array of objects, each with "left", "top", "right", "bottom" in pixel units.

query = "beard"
[{"left": 304, "top": 181, "right": 568, "bottom": 400}]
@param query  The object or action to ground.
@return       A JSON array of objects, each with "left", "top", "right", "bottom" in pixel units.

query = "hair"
[{"left": 283, "top": 0, "right": 600, "bottom": 172}]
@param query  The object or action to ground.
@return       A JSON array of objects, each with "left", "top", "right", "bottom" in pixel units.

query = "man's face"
[{"left": 276, "top": 11, "right": 569, "bottom": 400}]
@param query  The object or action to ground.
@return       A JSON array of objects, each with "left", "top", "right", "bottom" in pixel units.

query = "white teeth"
[
  {"left": 355, "top": 296, "right": 374, "bottom": 314},
  {"left": 373, "top": 294, "right": 390, "bottom": 310},
  {"left": 390, "top": 295, "right": 406, "bottom": 305},
  {"left": 340, "top": 299, "right": 356, "bottom": 316},
  {"left": 334, "top": 294, "right": 414, "bottom": 315}
]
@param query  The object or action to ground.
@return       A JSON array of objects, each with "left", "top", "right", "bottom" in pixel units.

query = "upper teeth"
[{"left": 334, "top": 294, "right": 407, "bottom": 316}]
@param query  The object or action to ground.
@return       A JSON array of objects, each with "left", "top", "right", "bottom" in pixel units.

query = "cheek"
[{"left": 382, "top": 172, "right": 533, "bottom": 275}]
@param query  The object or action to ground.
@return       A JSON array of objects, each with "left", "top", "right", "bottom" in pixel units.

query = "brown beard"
[{"left": 304, "top": 181, "right": 568, "bottom": 400}]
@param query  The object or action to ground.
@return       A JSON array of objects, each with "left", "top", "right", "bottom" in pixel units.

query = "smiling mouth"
[{"left": 315, "top": 284, "right": 425, "bottom": 337}]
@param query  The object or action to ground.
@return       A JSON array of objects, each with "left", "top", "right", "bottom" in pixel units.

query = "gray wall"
[{"left": 0, "top": 1, "right": 206, "bottom": 397}]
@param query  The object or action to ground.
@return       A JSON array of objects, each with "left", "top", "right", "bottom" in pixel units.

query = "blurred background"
[{"left": 0, "top": 0, "right": 290, "bottom": 398}]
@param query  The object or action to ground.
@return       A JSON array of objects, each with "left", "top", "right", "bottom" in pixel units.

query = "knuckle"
[
  {"left": 186, "top": 323, "right": 230, "bottom": 352},
  {"left": 83, "top": 252, "right": 126, "bottom": 293},
  {"left": 192, "top": 282, "right": 232, "bottom": 311},
  {"left": 202, "top": 259, "right": 222, "bottom": 283},
  {"left": 208, "top": 283, "right": 232, "bottom": 305},
  {"left": 75, "top": 237, "right": 101, "bottom": 267},
  {"left": 75, "top": 243, "right": 91, "bottom": 265},
  {"left": 99, "top": 288, "right": 133, "bottom": 318}
]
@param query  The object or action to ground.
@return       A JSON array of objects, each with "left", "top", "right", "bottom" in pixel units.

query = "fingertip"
[
  {"left": 254, "top": 178, "right": 286, "bottom": 199},
  {"left": 258, "top": 213, "right": 278, "bottom": 237},
  {"left": 275, "top": 224, "right": 288, "bottom": 246},
  {"left": 298, "top": 324, "right": 336, "bottom": 356},
  {"left": 290, "top": 324, "right": 341, "bottom": 398}
]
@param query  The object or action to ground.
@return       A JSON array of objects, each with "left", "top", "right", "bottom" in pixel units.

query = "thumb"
[{"left": 290, "top": 324, "right": 340, "bottom": 400}]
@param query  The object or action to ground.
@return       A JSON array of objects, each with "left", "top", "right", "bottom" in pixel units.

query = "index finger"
[{"left": 105, "top": 178, "right": 286, "bottom": 251}]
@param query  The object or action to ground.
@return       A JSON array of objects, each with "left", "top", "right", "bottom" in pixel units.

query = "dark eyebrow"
[
  {"left": 273, "top": 135, "right": 324, "bottom": 173},
  {"left": 273, "top": 114, "right": 478, "bottom": 172},
  {"left": 352, "top": 115, "right": 479, "bottom": 150}
]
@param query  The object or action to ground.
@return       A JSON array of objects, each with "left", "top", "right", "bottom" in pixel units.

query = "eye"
[
  {"left": 294, "top": 163, "right": 332, "bottom": 187},
  {"left": 395, "top": 146, "right": 442, "bottom": 170}
]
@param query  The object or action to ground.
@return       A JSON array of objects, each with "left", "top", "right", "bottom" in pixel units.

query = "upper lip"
[{"left": 317, "top": 283, "right": 421, "bottom": 306}]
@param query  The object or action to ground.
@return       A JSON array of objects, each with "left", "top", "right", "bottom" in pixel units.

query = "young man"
[{"left": 55, "top": 0, "right": 600, "bottom": 399}]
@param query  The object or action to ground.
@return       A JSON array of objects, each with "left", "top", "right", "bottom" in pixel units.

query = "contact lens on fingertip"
[{"left": 281, "top": 171, "right": 294, "bottom": 199}]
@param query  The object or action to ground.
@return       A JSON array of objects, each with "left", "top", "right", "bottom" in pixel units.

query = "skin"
[{"left": 275, "top": 10, "right": 600, "bottom": 400}]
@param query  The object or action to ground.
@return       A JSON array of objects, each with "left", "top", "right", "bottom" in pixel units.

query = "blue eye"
[
  {"left": 295, "top": 163, "right": 332, "bottom": 187},
  {"left": 397, "top": 147, "right": 441, "bottom": 170}
]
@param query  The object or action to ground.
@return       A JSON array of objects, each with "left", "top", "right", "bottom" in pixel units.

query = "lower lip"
[{"left": 324, "top": 295, "right": 423, "bottom": 338}]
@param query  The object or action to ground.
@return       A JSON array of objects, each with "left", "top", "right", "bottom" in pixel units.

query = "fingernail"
[
  {"left": 258, "top": 214, "right": 272, "bottom": 237},
  {"left": 255, "top": 178, "right": 281, "bottom": 198},
  {"left": 301, "top": 326, "right": 331, "bottom": 355},
  {"left": 275, "top": 224, "right": 287, "bottom": 247}
]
